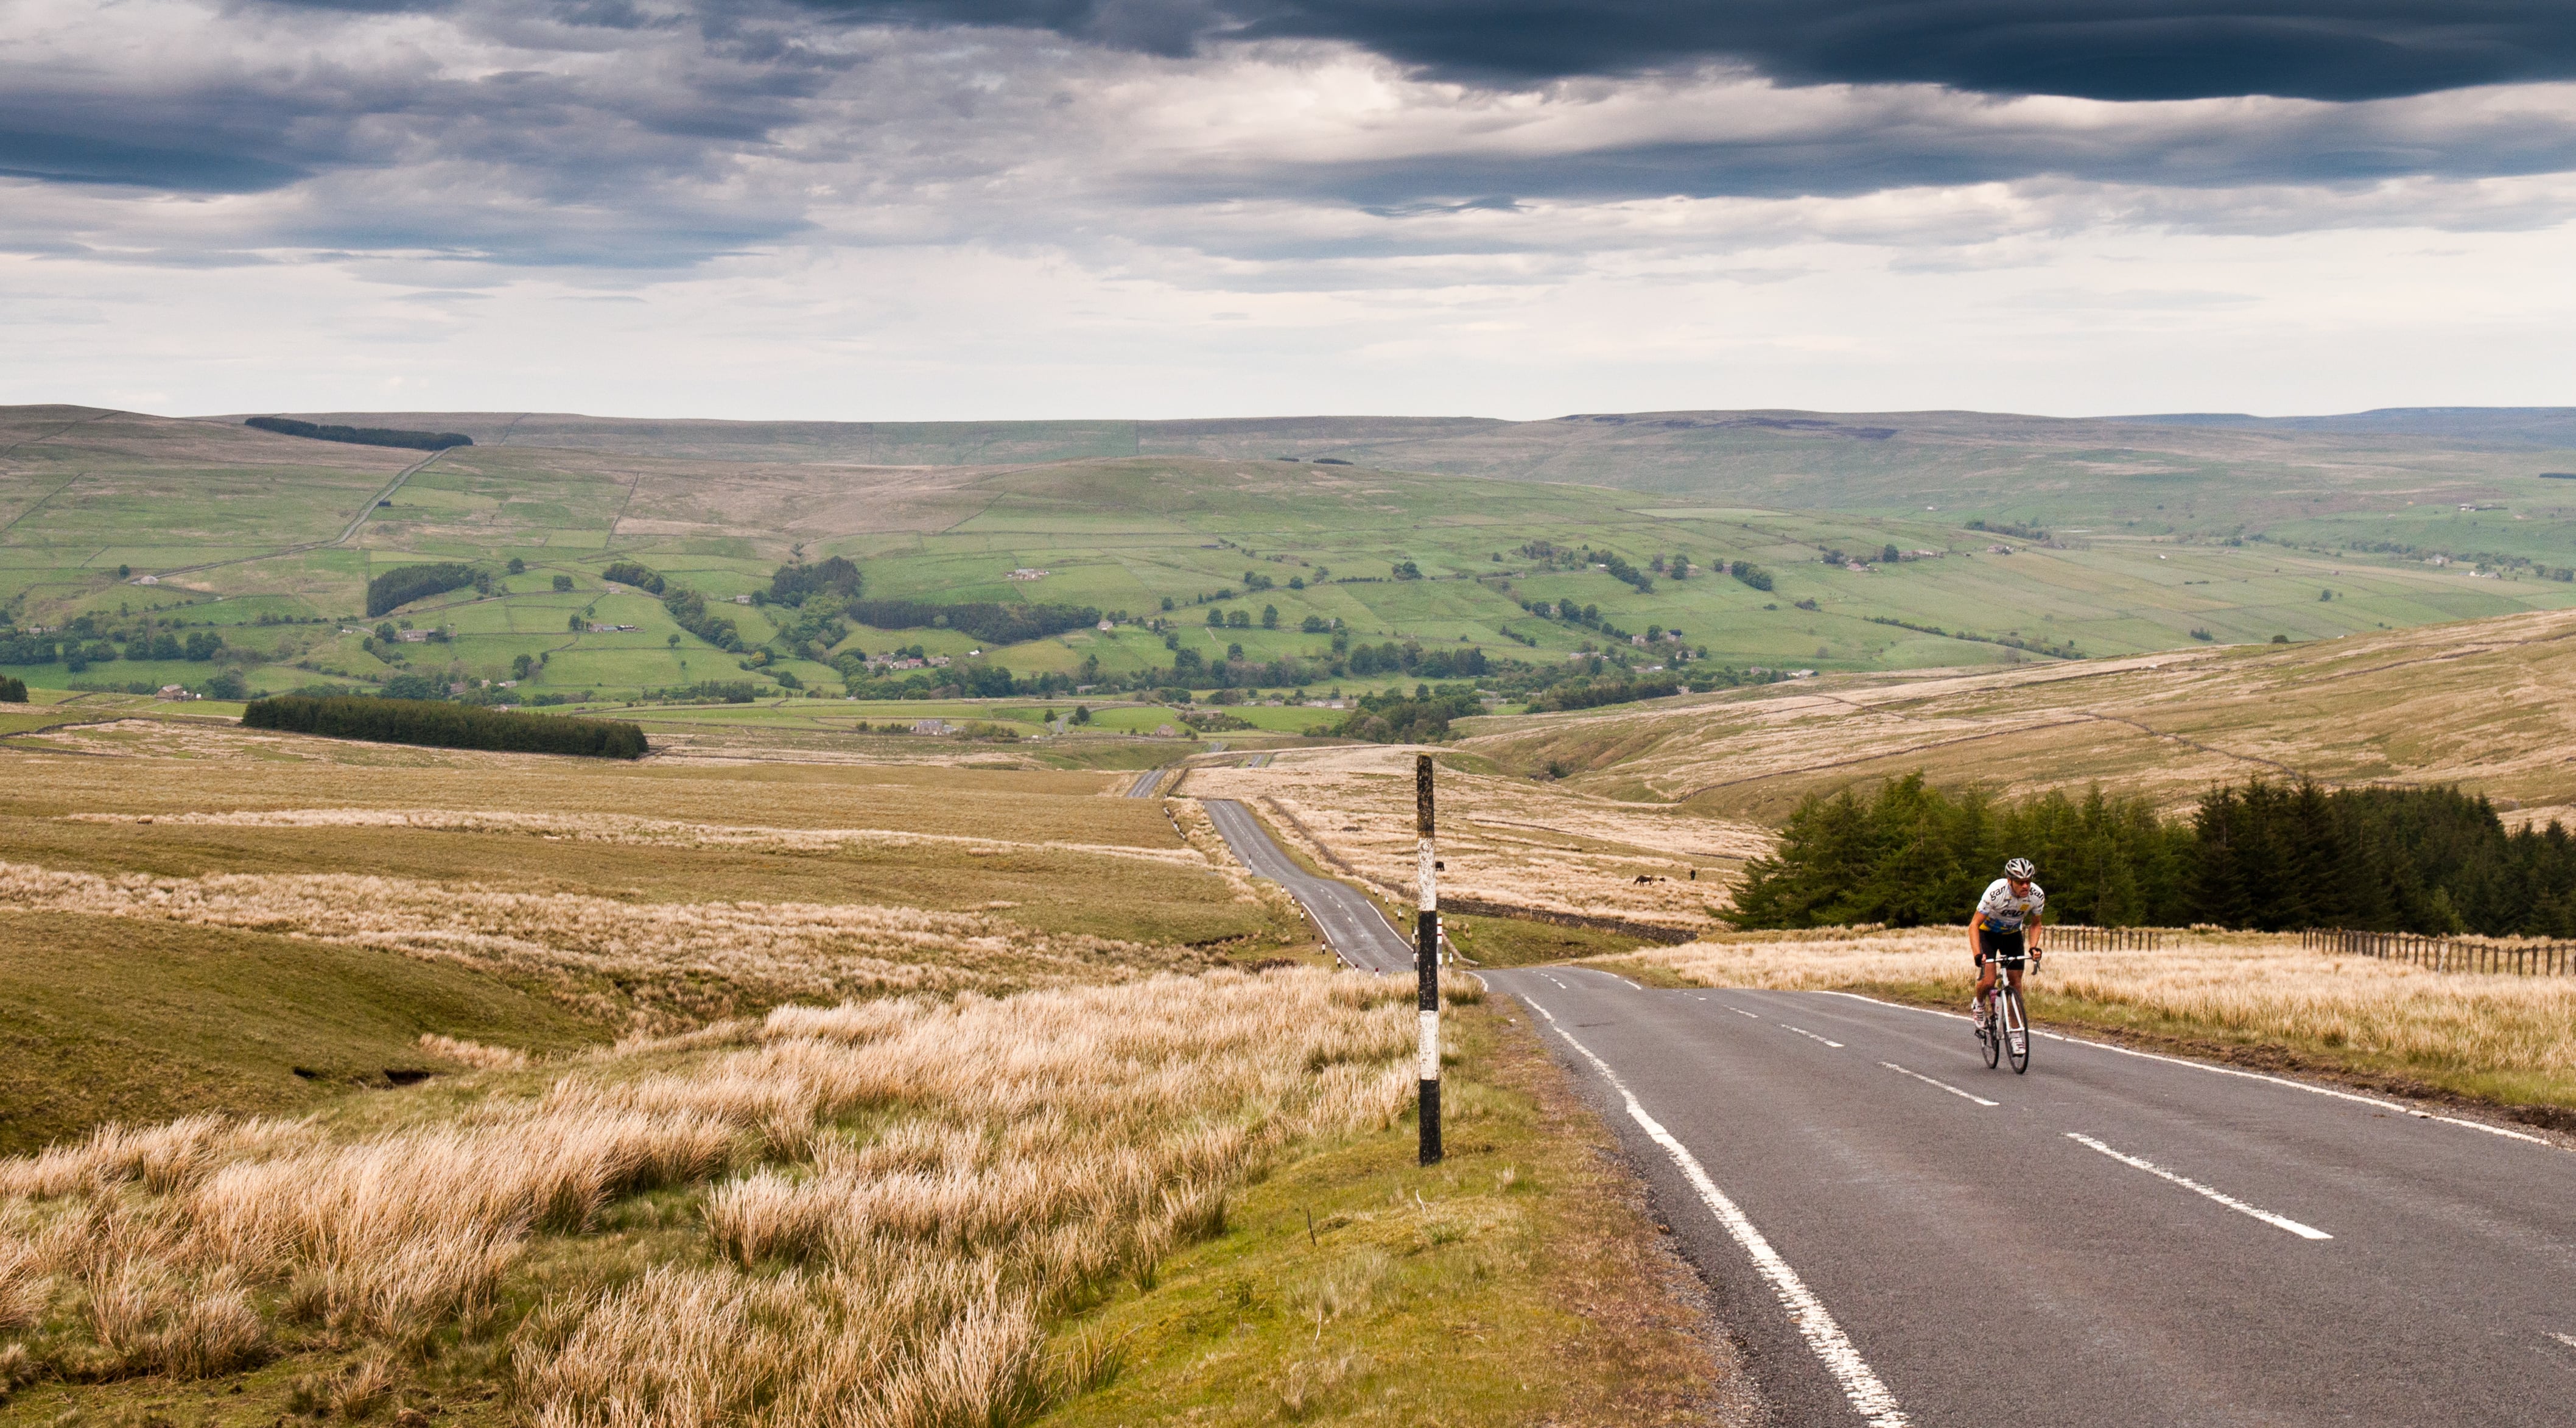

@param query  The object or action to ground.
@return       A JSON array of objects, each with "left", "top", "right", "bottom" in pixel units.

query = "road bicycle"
[{"left": 1974, "top": 952, "right": 2034, "bottom": 1074}]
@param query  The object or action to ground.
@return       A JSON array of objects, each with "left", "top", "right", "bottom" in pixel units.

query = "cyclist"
[{"left": 1969, "top": 857, "right": 2045, "bottom": 1030}]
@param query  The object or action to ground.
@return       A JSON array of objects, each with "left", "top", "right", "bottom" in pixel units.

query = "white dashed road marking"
[
  {"left": 1781, "top": 1024, "right": 1845, "bottom": 1048},
  {"left": 2552, "top": 1332, "right": 2576, "bottom": 1353},
  {"left": 2066, "top": 1133, "right": 2334, "bottom": 1240},
  {"left": 1881, "top": 1061, "right": 1998, "bottom": 1106},
  {"left": 1813, "top": 990, "right": 2554, "bottom": 1148},
  {"left": 1521, "top": 991, "right": 1911, "bottom": 1427}
]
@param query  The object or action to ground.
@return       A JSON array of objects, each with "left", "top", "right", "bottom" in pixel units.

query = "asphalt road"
[
  {"left": 1486, "top": 966, "right": 2576, "bottom": 1426},
  {"left": 1200, "top": 797, "right": 1415, "bottom": 973},
  {"left": 1123, "top": 768, "right": 1165, "bottom": 797}
]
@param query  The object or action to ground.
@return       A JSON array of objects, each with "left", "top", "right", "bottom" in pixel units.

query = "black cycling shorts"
[{"left": 1976, "top": 927, "right": 2027, "bottom": 969}]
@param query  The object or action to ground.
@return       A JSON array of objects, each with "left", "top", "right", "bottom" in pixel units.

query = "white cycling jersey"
[{"left": 1975, "top": 878, "right": 2046, "bottom": 932}]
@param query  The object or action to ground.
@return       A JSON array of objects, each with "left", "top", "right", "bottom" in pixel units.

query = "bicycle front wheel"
[{"left": 2004, "top": 985, "right": 2030, "bottom": 1074}]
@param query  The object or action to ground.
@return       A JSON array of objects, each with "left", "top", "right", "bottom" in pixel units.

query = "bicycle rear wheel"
[
  {"left": 1979, "top": 994, "right": 2002, "bottom": 1068},
  {"left": 2004, "top": 985, "right": 2030, "bottom": 1074}
]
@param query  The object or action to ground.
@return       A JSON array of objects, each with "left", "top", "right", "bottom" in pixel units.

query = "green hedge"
[{"left": 242, "top": 695, "right": 647, "bottom": 759}]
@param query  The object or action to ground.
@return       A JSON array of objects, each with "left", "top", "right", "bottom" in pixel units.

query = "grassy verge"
[
  {"left": 1, "top": 976, "right": 1741, "bottom": 1428},
  {"left": 1445, "top": 912, "right": 1649, "bottom": 968},
  {"left": 1032, "top": 995, "right": 1739, "bottom": 1428},
  {"left": 1596, "top": 930, "right": 2576, "bottom": 1132}
]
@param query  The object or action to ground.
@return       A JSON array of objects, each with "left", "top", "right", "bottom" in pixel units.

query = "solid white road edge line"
[
  {"left": 1809, "top": 990, "right": 2553, "bottom": 1148},
  {"left": 2065, "top": 1133, "right": 2333, "bottom": 1240},
  {"left": 1520, "top": 993, "right": 1911, "bottom": 1427},
  {"left": 1781, "top": 1024, "right": 1846, "bottom": 1048},
  {"left": 1881, "top": 1061, "right": 1998, "bottom": 1106}
]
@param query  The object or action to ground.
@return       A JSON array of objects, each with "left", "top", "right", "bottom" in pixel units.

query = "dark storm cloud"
[
  {"left": 821, "top": 1, "right": 2576, "bottom": 101},
  {"left": 9, "top": 0, "right": 2576, "bottom": 275},
  {"left": 0, "top": 130, "right": 307, "bottom": 191}
]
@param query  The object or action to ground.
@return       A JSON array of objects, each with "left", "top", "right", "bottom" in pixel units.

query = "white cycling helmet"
[{"left": 2004, "top": 857, "right": 2035, "bottom": 881}]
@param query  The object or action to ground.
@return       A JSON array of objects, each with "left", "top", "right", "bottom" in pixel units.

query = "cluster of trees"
[
  {"left": 367, "top": 563, "right": 484, "bottom": 617},
  {"left": 0, "top": 676, "right": 24, "bottom": 702},
  {"left": 0, "top": 628, "right": 230, "bottom": 669},
  {"left": 1730, "top": 773, "right": 2576, "bottom": 937},
  {"left": 1511, "top": 540, "right": 1652, "bottom": 592},
  {"left": 1516, "top": 597, "right": 1634, "bottom": 642},
  {"left": 1728, "top": 560, "right": 1774, "bottom": 591},
  {"left": 765, "top": 556, "right": 862, "bottom": 606},
  {"left": 601, "top": 560, "right": 665, "bottom": 593},
  {"left": 848, "top": 600, "right": 1100, "bottom": 645},
  {"left": 246, "top": 417, "right": 473, "bottom": 451},
  {"left": 244, "top": 695, "right": 647, "bottom": 759},
  {"left": 1333, "top": 684, "right": 1483, "bottom": 743},
  {"left": 1525, "top": 674, "right": 1682, "bottom": 712},
  {"left": 1344, "top": 641, "right": 1487, "bottom": 679},
  {"left": 661, "top": 586, "right": 748, "bottom": 652}
]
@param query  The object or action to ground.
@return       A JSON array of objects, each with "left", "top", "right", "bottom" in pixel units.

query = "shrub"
[
  {"left": 553, "top": 574, "right": 575, "bottom": 593},
  {"left": 243, "top": 696, "right": 648, "bottom": 759},
  {"left": 367, "top": 563, "right": 479, "bottom": 617}
]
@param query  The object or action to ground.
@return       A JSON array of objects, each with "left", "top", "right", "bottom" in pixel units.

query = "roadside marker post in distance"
[{"left": 1416, "top": 752, "right": 1442, "bottom": 1165}]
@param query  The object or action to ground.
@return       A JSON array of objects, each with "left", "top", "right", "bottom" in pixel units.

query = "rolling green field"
[{"left": 5, "top": 404, "right": 2572, "bottom": 712}]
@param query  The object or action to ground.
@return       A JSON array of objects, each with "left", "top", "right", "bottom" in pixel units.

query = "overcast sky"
[{"left": 3, "top": 0, "right": 2572, "bottom": 420}]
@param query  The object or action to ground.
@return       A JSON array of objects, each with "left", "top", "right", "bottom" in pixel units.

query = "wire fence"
[
  {"left": 2300, "top": 927, "right": 2576, "bottom": 976},
  {"left": 2049, "top": 925, "right": 2169, "bottom": 952}
]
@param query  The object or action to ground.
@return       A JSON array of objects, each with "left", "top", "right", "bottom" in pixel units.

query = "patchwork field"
[{"left": 5, "top": 405, "right": 2574, "bottom": 713}]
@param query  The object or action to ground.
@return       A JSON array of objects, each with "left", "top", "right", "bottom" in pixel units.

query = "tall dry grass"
[
  {"left": 0, "top": 859, "right": 1213, "bottom": 1029},
  {"left": 1613, "top": 931, "right": 2576, "bottom": 1091},
  {"left": 0, "top": 969, "right": 1419, "bottom": 1423},
  {"left": 65, "top": 807, "right": 1209, "bottom": 870}
]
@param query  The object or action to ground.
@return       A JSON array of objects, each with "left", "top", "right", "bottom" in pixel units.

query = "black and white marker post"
[{"left": 1414, "top": 752, "right": 1442, "bottom": 1165}]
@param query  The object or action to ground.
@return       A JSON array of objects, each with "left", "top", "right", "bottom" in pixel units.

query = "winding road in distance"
[
  {"left": 1196, "top": 797, "right": 2576, "bottom": 1425},
  {"left": 1201, "top": 798, "right": 1414, "bottom": 973}
]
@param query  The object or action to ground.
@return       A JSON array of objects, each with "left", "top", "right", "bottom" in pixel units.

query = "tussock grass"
[
  {"left": 1188, "top": 748, "right": 1755, "bottom": 933},
  {"left": 1608, "top": 930, "right": 2576, "bottom": 1111},
  {"left": 0, "top": 859, "right": 1215, "bottom": 1031},
  {"left": 64, "top": 807, "right": 1211, "bottom": 870},
  {"left": 0, "top": 969, "right": 1421, "bottom": 1424}
]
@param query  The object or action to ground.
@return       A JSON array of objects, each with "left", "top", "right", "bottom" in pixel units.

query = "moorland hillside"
[{"left": 1462, "top": 606, "right": 2576, "bottom": 826}]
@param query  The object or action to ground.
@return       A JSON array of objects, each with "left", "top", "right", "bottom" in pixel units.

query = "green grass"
[
  {"left": 1032, "top": 999, "right": 1723, "bottom": 1428},
  {"left": 0, "top": 912, "right": 596, "bottom": 1155},
  {"left": 1444, "top": 912, "right": 1653, "bottom": 968}
]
